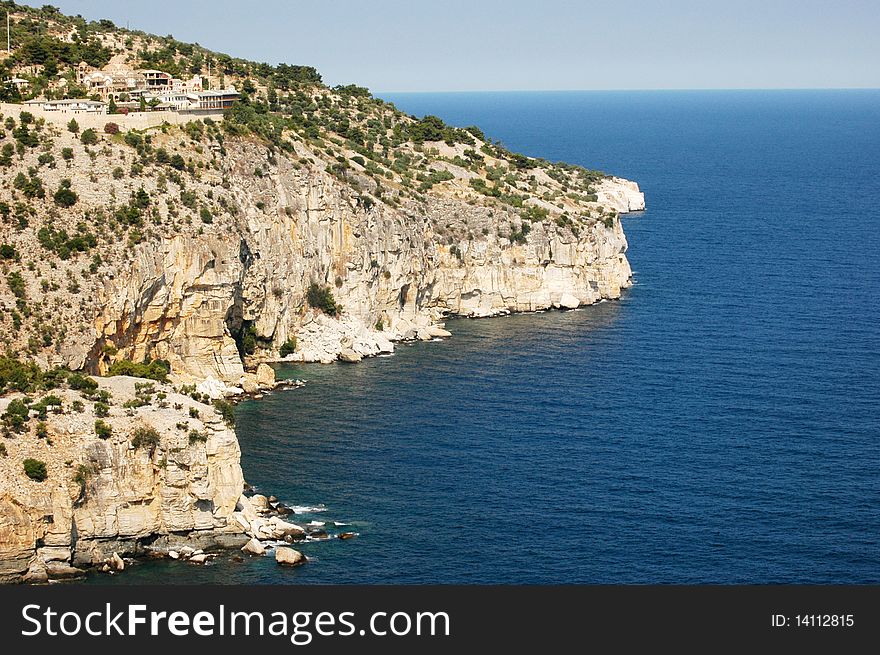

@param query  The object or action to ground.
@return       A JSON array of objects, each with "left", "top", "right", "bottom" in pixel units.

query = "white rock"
[
  {"left": 559, "top": 293, "right": 580, "bottom": 309},
  {"left": 240, "top": 374, "right": 259, "bottom": 394},
  {"left": 255, "top": 363, "right": 275, "bottom": 388},
  {"left": 241, "top": 538, "right": 266, "bottom": 556},
  {"left": 188, "top": 554, "right": 208, "bottom": 564},
  {"left": 196, "top": 376, "right": 227, "bottom": 400},
  {"left": 274, "top": 547, "right": 306, "bottom": 567},
  {"left": 269, "top": 517, "right": 306, "bottom": 537},
  {"left": 110, "top": 552, "right": 125, "bottom": 571},
  {"left": 169, "top": 550, "right": 180, "bottom": 560},
  {"left": 250, "top": 494, "right": 269, "bottom": 511},
  {"left": 338, "top": 349, "right": 362, "bottom": 363},
  {"left": 427, "top": 325, "right": 452, "bottom": 338}
]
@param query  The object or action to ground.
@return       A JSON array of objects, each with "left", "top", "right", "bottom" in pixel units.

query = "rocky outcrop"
[
  {"left": 88, "top": 141, "right": 642, "bottom": 382},
  {"left": 0, "top": 377, "right": 246, "bottom": 583}
]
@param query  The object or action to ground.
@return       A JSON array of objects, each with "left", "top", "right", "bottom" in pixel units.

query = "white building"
[{"left": 23, "top": 99, "right": 108, "bottom": 114}]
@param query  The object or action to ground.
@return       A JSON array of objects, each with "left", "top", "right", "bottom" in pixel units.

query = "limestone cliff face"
[
  {"left": 0, "top": 377, "right": 245, "bottom": 583},
  {"left": 93, "top": 141, "right": 644, "bottom": 383}
]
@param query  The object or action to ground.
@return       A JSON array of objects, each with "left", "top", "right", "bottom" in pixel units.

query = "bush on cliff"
[
  {"left": 94, "top": 419, "right": 112, "bottom": 439},
  {"left": 279, "top": 338, "right": 297, "bottom": 357},
  {"left": 107, "top": 359, "right": 170, "bottom": 383},
  {"left": 213, "top": 399, "right": 235, "bottom": 427},
  {"left": 306, "top": 283, "right": 340, "bottom": 316},
  {"left": 2, "top": 399, "right": 30, "bottom": 432},
  {"left": 131, "top": 426, "right": 160, "bottom": 451},
  {"left": 23, "top": 458, "right": 47, "bottom": 482},
  {"left": 0, "top": 355, "right": 43, "bottom": 393},
  {"left": 80, "top": 128, "right": 98, "bottom": 145}
]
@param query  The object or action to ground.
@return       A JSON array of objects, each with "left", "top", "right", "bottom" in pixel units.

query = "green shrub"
[
  {"left": 94, "top": 419, "right": 112, "bottom": 439},
  {"left": 0, "top": 443, "right": 6, "bottom": 457},
  {"left": 188, "top": 429, "right": 207, "bottom": 444},
  {"left": 279, "top": 338, "right": 297, "bottom": 357},
  {"left": 0, "top": 244, "right": 17, "bottom": 260},
  {"left": 7, "top": 271, "right": 26, "bottom": 299},
  {"left": 35, "top": 421, "right": 48, "bottom": 439},
  {"left": 23, "top": 458, "right": 47, "bottom": 481},
  {"left": 131, "top": 426, "right": 160, "bottom": 450},
  {"left": 2, "top": 399, "right": 30, "bottom": 432},
  {"left": 188, "top": 406, "right": 199, "bottom": 418},
  {"left": 212, "top": 399, "right": 235, "bottom": 427},
  {"left": 67, "top": 373, "right": 98, "bottom": 392},
  {"left": 94, "top": 402, "right": 110, "bottom": 417},
  {"left": 306, "top": 283, "right": 340, "bottom": 316},
  {"left": 0, "top": 356, "right": 42, "bottom": 393},
  {"left": 53, "top": 180, "right": 78, "bottom": 207},
  {"left": 106, "top": 359, "right": 170, "bottom": 382},
  {"left": 80, "top": 128, "right": 98, "bottom": 145},
  {"left": 67, "top": 119, "right": 79, "bottom": 134}
]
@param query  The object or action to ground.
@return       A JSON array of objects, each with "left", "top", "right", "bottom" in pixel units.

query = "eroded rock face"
[
  {"left": 0, "top": 377, "right": 246, "bottom": 583},
  {"left": 90, "top": 142, "right": 641, "bottom": 383}
]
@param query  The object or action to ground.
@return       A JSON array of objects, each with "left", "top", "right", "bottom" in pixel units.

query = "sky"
[{"left": 19, "top": 0, "right": 880, "bottom": 92}]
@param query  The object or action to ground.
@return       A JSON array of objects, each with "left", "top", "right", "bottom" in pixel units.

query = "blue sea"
[{"left": 104, "top": 90, "right": 880, "bottom": 584}]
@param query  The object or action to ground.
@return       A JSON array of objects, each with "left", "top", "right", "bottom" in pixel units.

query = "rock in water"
[
  {"left": 559, "top": 293, "right": 580, "bottom": 309},
  {"left": 249, "top": 494, "right": 270, "bottom": 511},
  {"left": 339, "top": 532, "right": 357, "bottom": 540},
  {"left": 45, "top": 562, "right": 86, "bottom": 579},
  {"left": 338, "top": 349, "right": 362, "bottom": 363},
  {"left": 110, "top": 552, "right": 125, "bottom": 571},
  {"left": 240, "top": 373, "right": 259, "bottom": 394},
  {"left": 426, "top": 325, "right": 452, "bottom": 338},
  {"left": 241, "top": 538, "right": 266, "bottom": 556},
  {"left": 188, "top": 554, "right": 208, "bottom": 564},
  {"left": 256, "top": 363, "right": 276, "bottom": 388},
  {"left": 275, "top": 547, "right": 306, "bottom": 567}
]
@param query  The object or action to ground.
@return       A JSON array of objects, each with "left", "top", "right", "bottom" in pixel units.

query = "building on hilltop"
[
  {"left": 142, "top": 69, "right": 174, "bottom": 92},
  {"left": 23, "top": 98, "right": 108, "bottom": 114},
  {"left": 187, "top": 88, "right": 239, "bottom": 111}
]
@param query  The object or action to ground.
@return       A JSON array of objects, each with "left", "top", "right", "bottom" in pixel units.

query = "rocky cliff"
[
  {"left": 0, "top": 376, "right": 246, "bottom": 583},
  {"left": 88, "top": 138, "right": 643, "bottom": 385}
]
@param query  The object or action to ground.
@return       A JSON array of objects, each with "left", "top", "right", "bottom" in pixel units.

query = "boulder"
[
  {"left": 240, "top": 374, "right": 259, "bottom": 394},
  {"left": 196, "top": 376, "right": 227, "bottom": 400},
  {"left": 188, "top": 554, "right": 208, "bottom": 564},
  {"left": 241, "top": 538, "right": 265, "bottom": 556},
  {"left": 338, "top": 532, "right": 357, "bottom": 540},
  {"left": 426, "top": 325, "right": 452, "bottom": 338},
  {"left": 255, "top": 363, "right": 276, "bottom": 388},
  {"left": 110, "top": 552, "right": 125, "bottom": 571},
  {"left": 249, "top": 494, "right": 270, "bottom": 511},
  {"left": 274, "top": 547, "right": 306, "bottom": 567},
  {"left": 338, "top": 349, "right": 362, "bottom": 363},
  {"left": 559, "top": 293, "right": 580, "bottom": 310},
  {"left": 307, "top": 529, "right": 330, "bottom": 540},
  {"left": 269, "top": 517, "right": 306, "bottom": 539},
  {"left": 46, "top": 562, "right": 86, "bottom": 579},
  {"left": 169, "top": 550, "right": 180, "bottom": 560}
]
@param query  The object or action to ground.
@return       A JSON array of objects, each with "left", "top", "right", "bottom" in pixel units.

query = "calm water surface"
[{"left": 100, "top": 90, "right": 880, "bottom": 584}]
